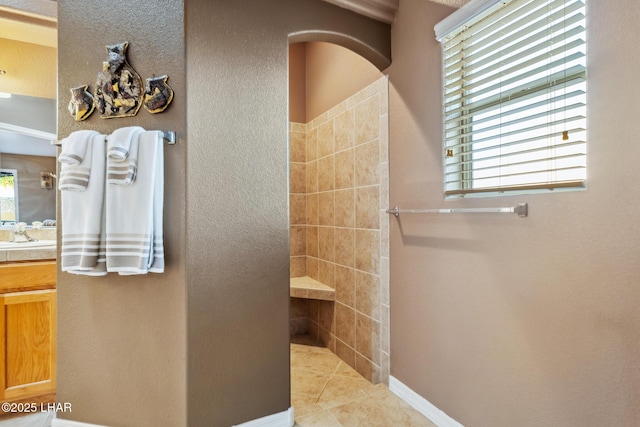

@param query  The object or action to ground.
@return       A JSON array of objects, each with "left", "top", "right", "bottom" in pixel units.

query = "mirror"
[
  {"left": 0, "top": 95, "right": 57, "bottom": 227},
  {"left": 1, "top": 6, "right": 57, "bottom": 229}
]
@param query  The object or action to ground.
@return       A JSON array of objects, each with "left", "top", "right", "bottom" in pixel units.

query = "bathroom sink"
[{"left": 0, "top": 240, "right": 57, "bottom": 250}]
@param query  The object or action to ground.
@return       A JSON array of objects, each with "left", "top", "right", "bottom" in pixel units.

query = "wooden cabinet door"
[{"left": 0, "top": 290, "right": 56, "bottom": 401}]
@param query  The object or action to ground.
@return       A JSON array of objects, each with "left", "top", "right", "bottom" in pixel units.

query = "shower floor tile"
[{"left": 291, "top": 344, "right": 436, "bottom": 427}]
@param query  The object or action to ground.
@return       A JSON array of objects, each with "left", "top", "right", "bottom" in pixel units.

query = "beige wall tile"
[
  {"left": 317, "top": 120, "right": 335, "bottom": 159},
  {"left": 356, "top": 185, "right": 380, "bottom": 230},
  {"left": 335, "top": 302, "right": 356, "bottom": 348},
  {"left": 290, "top": 122, "right": 306, "bottom": 133},
  {"left": 307, "top": 226, "right": 319, "bottom": 258},
  {"left": 318, "top": 227, "right": 335, "bottom": 262},
  {"left": 380, "top": 210, "right": 389, "bottom": 258},
  {"left": 334, "top": 227, "right": 355, "bottom": 268},
  {"left": 318, "top": 300, "right": 335, "bottom": 333},
  {"left": 355, "top": 271, "right": 380, "bottom": 321},
  {"left": 290, "top": 193, "right": 306, "bottom": 225},
  {"left": 290, "top": 130, "right": 306, "bottom": 163},
  {"left": 290, "top": 297, "right": 309, "bottom": 318},
  {"left": 334, "top": 189, "right": 355, "bottom": 228},
  {"left": 307, "top": 257, "right": 319, "bottom": 281},
  {"left": 355, "top": 229, "right": 380, "bottom": 275},
  {"left": 318, "top": 155, "right": 335, "bottom": 192},
  {"left": 335, "top": 265, "right": 355, "bottom": 307},
  {"left": 335, "top": 109, "right": 355, "bottom": 152},
  {"left": 335, "top": 148, "right": 354, "bottom": 190},
  {"left": 355, "top": 353, "right": 381, "bottom": 384},
  {"left": 290, "top": 162, "right": 306, "bottom": 194},
  {"left": 306, "top": 160, "right": 318, "bottom": 193},
  {"left": 306, "top": 193, "right": 318, "bottom": 226},
  {"left": 309, "top": 299, "right": 319, "bottom": 325},
  {"left": 335, "top": 339, "right": 356, "bottom": 370},
  {"left": 356, "top": 313, "right": 380, "bottom": 365},
  {"left": 380, "top": 162, "right": 389, "bottom": 213},
  {"left": 380, "top": 257, "right": 389, "bottom": 306},
  {"left": 290, "top": 256, "right": 307, "bottom": 278},
  {"left": 318, "top": 259, "right": 335, "bottom": 288},
  {"left": 379, "top": 114, "right": 389, "bottom": 163},
  {"left": 290, "top": 225, "right": 306, "bottom": 256},
  {"left": 355, "top": 140, "right": 380, "bottom": 187},
  {"left": 306, "top": 127, "right": 318, "bottom": 162},
  {"left": 318, "top": 191, "right": 335, "bottom": 226},
  {"left": 381, "top": 304, "right": 390, "bottom": 354},
  {"left": 355, "top": 95, "right": 380, "bottom": 145}
]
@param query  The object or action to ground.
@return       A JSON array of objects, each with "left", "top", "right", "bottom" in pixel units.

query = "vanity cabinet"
[{"left": 0, "top": 261, "right": 56, "bottom": 402}]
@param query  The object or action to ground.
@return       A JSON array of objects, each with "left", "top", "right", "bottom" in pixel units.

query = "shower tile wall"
[{"left": 289, "top": 77, "right": 390, "bottom": 384}]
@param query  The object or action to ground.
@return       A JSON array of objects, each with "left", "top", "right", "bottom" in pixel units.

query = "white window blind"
[{"left": 437, "top": 0, "right": 586, "bottom": 196}]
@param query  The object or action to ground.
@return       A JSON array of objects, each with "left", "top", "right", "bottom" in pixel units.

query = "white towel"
[
  {"left": 58, "top": 131, "right": 101, "bottom": 191},
  {"left": 106, "top": 130, "right": 164, "bottom": 274},
  {"left": 106, "top": 126, "right": 144, "bottom": 160},
  {"left": 60, "top": 131, "right": 107, "bottom": 276},
  {"left": 107, "top": 126, "right": 144, "bottom": 185},
  {"left": 58, "top": 130, "right": 93, "bottom": 165}
]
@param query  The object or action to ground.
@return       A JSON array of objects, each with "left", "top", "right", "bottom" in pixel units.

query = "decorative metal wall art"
[
  {"left": 94, "top": 42, "right": 144, "bottom": 119},
  {"left": 65, "top": 41, "right": 174, "bottom": 122},
  {"left": 143, "top": 75, "right": 174, "bottom": 114},
  {"left": 67, "top": 85, "right": 95, "bottom": 122}
]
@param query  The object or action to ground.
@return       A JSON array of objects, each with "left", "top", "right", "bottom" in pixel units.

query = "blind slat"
[{"left": 439, "top": 0, "right": 586, "bottom": 196}]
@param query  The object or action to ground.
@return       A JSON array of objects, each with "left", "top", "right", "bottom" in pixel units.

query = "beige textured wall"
[
  {"left": 289, "top": 44, "right": 307, "bottom": 123},
  {"left": 0, "top": 38, "right": 56, "bottom": 98},
  {"left": 56, "top": 1, "right": 187, "bottom": 426},
  {"left": 305, "top": 41, "right": 383, "bottom": 122},
  {"left": 186, "top": 1, "right": 389, "bottom": 426},
  {"left": 387, "top": 0, "right": 640, "bottom": 426}
]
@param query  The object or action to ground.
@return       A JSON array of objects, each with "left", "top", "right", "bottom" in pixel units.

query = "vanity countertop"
[
  {"left": 0, "top": 228, "right": 57, "bottom": 262},
  {"left": 0, "top": 246, "right": 57, "bottom": 262}
]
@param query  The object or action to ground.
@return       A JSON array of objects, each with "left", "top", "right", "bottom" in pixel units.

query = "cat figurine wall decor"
[
  {"left": 143, "top": 75, "right": 174, "bottom": 114},
  {"left": 67, "top": 85, "right": 95, "bottom": 121},
  {"left": 94, "top": 41, "right": 143, "bottom": 119}
]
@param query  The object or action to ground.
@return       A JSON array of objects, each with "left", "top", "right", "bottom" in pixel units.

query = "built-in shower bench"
[{"left": 290, "top": 276, "right": 335, "bottom": 301}]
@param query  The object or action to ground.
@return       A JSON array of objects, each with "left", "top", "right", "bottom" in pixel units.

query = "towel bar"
[
  {"left": 386, "top": 203, "right": 528, "bottom": 218},
  {"left": 52, "top": 130, "right": 176, "bottom": 146}
]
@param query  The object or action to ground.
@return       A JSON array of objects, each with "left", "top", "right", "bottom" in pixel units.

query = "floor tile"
[
  {"left": 295, "top": 409, "right": 342, "bottom": 427},
  {"left": 290, "top": 343, "right": 435, "bottom": 427},
  {"left": 291, "top": 368, "right": 332, "bottom": 399}
]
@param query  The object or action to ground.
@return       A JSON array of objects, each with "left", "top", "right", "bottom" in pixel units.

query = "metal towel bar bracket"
[
  {"left": 52, "top": 130, "right": 176, "bottom": 146},
  {"left": 386, "top": 202, "right": 528, "bottom": 218}
]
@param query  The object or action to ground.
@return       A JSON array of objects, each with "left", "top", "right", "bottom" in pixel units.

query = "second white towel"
[{"left": 105, "top": 130, "right": 164, "bottom": 274}]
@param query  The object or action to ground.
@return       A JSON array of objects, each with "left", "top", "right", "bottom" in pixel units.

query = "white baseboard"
[
  {"left": 233, "top": 407, "right": 294, "bottom": 427},
  {"left": 51, "top": 407, "right": 294, "bottom": 427},
  {"left": 389, "top": 376, "right": 464, "bottom": 427},
  {"left": 52, "top": 418, "right": 109, "bottom": 427}
]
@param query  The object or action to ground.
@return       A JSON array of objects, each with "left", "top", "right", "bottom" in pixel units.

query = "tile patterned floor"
[
  {"left": 0, "top": 344, "right": 435, "bottom": 427},
  {"left": 0, "top": 411, "right": 53, "bottom": 427},
  {"left": 291, "top": 343, "right": 436, "bottom": 426}
]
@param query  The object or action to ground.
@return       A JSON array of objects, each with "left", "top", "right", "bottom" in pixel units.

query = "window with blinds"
[{"left": 437, "top": 0, "right": 586, "bottom": 196}]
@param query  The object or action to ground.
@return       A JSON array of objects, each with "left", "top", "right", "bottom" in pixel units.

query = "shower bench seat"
[{"left": 290, "top": 276, "right": 335, "bottom": 301}]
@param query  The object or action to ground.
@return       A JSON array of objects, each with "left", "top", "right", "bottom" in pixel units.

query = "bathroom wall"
[
  {"left": 56, "top": 1, "right": 187, "bottom": 426},
  {"left": 288, "top": 72, "right": 390, "bottom": 384},
  {"left": 185, "top": 1, "right": 390, "bottom": 426},
  {"left": 56, "top": 0, "right": 390, "bottom": 425},
  {"left": 387, "top": 0, "right": 640, "bottom": 426}
]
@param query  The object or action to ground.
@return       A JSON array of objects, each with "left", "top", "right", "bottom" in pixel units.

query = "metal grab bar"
[{"left": 386, "top": 202, "right": 528, "bottom": 218}]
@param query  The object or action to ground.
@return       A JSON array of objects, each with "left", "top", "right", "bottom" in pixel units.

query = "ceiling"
[
  {"left": 0, "top": 1, "right": 56, "bottom": 47},
  {"left": 320, "top": 0, "right": 470, "bottom": 24},
  {"left": 0, "top": 0, "right": 470, "bottom": 44}
]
